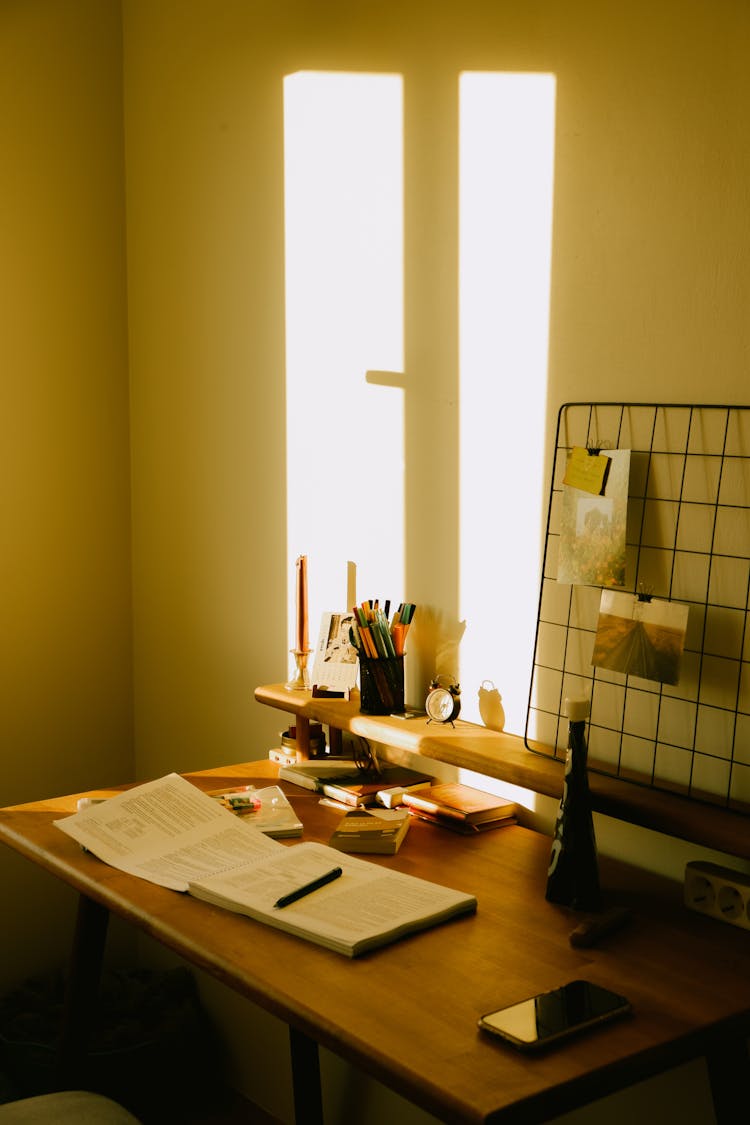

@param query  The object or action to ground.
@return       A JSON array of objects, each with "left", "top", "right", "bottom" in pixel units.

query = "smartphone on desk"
[{"left": 478, "top": 980, "right": 631, "bottom": 1052}]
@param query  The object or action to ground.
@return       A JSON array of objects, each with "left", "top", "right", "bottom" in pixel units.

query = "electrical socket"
[{"left": 684, "top": 860, "right": 750, "bottom": 932}]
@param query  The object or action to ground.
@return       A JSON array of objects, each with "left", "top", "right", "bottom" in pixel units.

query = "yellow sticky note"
[{"left": 563, "top": 447, "right": 610, "bottom": 495}]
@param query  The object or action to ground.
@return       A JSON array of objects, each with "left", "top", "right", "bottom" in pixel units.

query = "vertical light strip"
[
  {"left": 284, "top": 73, "right": 404, "bottom": 638},
  {"left": 458, "top": 73, "right": 556, "bottom": 735}
]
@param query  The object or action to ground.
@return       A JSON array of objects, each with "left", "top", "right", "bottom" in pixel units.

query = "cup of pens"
[
  {"left": 350, "top": 601, "right": 414, "bottom": 715},
  {"left": 359, "top": 653, "right": 405, "bottom": 715}
]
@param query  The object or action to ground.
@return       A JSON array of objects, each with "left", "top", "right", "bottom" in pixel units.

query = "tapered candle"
[{"left": 296, "top": 555, "right": 308, "bottom": 652}]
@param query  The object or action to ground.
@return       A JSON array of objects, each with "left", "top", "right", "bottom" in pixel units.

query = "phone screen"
[{"left": 478, "top": 980, "right": 631, "bottom": 1051}]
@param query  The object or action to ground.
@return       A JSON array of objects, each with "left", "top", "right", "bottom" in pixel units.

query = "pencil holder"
[{"left": 359, "top": 655, "right": 405, "bottom": 715}]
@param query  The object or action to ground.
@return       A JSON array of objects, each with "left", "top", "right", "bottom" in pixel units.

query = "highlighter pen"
[{"left": 273, "top": 866, "right": 343, "bottom": 909}]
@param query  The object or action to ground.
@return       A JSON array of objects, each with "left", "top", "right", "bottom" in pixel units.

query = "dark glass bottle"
[{"left": 545, "top": 698, "right": 601, "bottom": 911}]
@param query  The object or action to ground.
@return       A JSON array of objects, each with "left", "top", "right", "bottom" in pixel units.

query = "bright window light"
[
  {"left": 284, "top": 72, "right": 405, "bottom": 642},
  {"left": 458, "top": 72, "right": 556, "bottom": 735},
  {"left": 284, "top": 71, "right": 555, "bottom": 738}
]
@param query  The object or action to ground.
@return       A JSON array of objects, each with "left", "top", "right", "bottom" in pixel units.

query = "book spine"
[
  {"left": 321, "top": 784, "right": 361, "bottom": 806},
  {"left": 279, "top": 771, "right": 319, "bottom": 791}
]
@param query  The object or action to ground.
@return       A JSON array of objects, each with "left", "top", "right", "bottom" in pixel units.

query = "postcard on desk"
[{"left": 54, "top": 773, "right": 475, "bottom": 957}]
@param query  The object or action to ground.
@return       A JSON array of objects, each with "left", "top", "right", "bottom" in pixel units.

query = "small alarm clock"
[{"left": 425, "top": 675, "right": 461, "bottom": 726}]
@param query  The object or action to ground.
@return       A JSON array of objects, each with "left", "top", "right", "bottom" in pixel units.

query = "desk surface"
[{"left": 1, "top": 761, "right": 749, "bottom": 1124}]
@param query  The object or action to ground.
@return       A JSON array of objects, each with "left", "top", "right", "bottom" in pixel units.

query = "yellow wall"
[
  {"left": 2, "top": 0, "right": 749, "bottom": 1119},
  {"left": 123, "top": 0, "right": 289, "bottom": 775},
  {"left": 0, "top": 0, "right": 132, "bottom": 988}
]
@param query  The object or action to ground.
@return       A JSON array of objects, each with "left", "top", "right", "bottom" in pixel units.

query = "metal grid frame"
[{"left": 525, "top": 402, "right": 750, "bottom": 815}]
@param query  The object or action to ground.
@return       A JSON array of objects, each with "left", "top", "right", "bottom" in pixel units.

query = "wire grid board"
[{"left": 525, "top": 402, "right": 750, "bottom": 815}]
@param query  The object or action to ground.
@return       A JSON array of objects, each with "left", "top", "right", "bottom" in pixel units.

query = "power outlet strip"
[{"left": 684, "top": 860, "right": 750, "bottom": 931}]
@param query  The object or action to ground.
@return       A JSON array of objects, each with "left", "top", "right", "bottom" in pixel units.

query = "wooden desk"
[{"left": 0, "top": 761, "right": 748, "bottom": 1125}]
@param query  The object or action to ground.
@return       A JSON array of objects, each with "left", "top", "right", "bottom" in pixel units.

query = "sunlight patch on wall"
[
  {"left": 458, "top": 72, "right": 556, "bottom": 736},
  {"left": 284, "top": 73, "right": 405, "bottom": 640}
]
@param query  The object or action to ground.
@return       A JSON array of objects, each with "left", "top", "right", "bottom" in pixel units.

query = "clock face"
[{"left": 426, "top": 687, "right": 458, "bottom": 723}]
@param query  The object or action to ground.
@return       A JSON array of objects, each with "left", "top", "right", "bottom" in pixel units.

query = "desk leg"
[
  {"left": 55, "top": 894, "right": 109, "bottom": 1089},
  {"left": 289, "top": 1026, "right": 324, "bottom": 1125},
  {"left": 706, "top": 1037, "right": 749, "bottom": 1124},
  {"left": 295, "top": 716, "right": 311, "bottom": 759}
]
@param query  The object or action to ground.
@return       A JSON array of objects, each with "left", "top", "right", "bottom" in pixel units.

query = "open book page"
[
  {"left": 54, "top": 773, "right": 283, "bottom": 891},
  {"left": 189, "top": 840, "right": 477, "bottom": 957}
]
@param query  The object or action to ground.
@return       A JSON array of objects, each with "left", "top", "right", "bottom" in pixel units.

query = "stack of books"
[
  {"left": 279, "top": 760, "right": 433, "bottom": 808},
  {"left": 402, "top": 783, "right": 518, "bottom": 834}
]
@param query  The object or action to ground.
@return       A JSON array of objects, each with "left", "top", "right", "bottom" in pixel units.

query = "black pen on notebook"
[{"left": 273, "top": 866, "right": 343, "bottom": 909}]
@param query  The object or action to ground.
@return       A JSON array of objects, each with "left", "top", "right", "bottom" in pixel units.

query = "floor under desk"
[{"left": 0, "top": 760, "right": 748, "bottom": 1125}]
